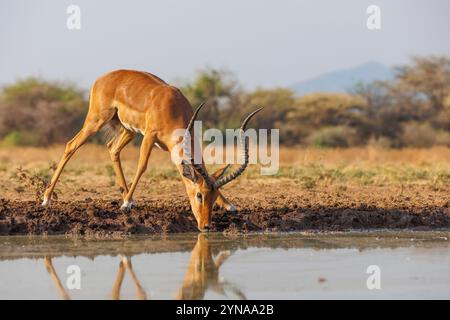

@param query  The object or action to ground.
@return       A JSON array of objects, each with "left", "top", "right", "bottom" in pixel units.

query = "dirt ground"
[{"left": 0, "top": 145, "right": 449, "bottom": 235}]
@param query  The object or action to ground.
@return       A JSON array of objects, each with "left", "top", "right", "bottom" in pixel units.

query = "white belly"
[
  {"left": 115, "top": 103, "right": 145, "bottom": 135},
  {"left": 120, "top": 120, "right": 144, "bottom": 135}
]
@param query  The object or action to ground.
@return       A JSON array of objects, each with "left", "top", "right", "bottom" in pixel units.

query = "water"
[{"left": 0, "top": 231, "right": 449, "bottom": 299}]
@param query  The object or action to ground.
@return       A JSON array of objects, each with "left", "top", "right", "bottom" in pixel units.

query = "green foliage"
[
  {"left": 0, "top": 77, "right": 88, "bottom": 146},
  {"left": 1, "top": 131, "right": 24, "bottom": 146},
  {"left": 0, "top": 130, "right": 41, "bottom": 146},
  {"left": 180, "top": 68, "right": 240, "bottom": 128},
  {"left": 2, "top": 77, "right": 83, "bottom": 104}
]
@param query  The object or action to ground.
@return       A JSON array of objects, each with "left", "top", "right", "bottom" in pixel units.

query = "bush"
[
  {"left": 400, "top": 122, "right": 450, "bottom": 148},
  {"left": 1, "top": 131, "right": 22, "bottom": 146},
  {"left": 0, "top": 130, "right": 39, "bottom": 146},
  {"left": 0, "top": 77, "right": 88, "bottom": 146},
  {"left": 434, "top": 130, "right": 450, "bottom": 146},
  {"left": 306, "top": 126, "right": 360, "bottom": 148}
]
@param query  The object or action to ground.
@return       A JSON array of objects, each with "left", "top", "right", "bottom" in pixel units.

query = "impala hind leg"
[
  {"left": 215, "top": 191, "right": 237, "bottom": 212},
  {"left": 42, "top": 114, "right": 112, "bottom": 206},
  {"left": 107, "top": 128, "right": 136, "bottom": 201},
  {"left": 121, "top": 134, "right": 156, "bottom": 210}
]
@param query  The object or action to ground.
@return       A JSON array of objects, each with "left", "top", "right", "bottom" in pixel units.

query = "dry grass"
[
  {"left": 0, "top": 145, "right": 449, "bottom": 202},
  {"left": 2, "top": 144, "right": 448, "bottom": 166}
]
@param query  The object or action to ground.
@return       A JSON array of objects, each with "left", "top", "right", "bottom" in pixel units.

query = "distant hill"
[{"left": 290, "top": 61, "right": 393, "bottom": 96}]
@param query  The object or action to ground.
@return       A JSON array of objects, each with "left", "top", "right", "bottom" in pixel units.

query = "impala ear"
[
  {"left": 211, "top": 164, "right": 231, "bottom": 181},
  {"left": 181, "top": 160, "right": 197, "bottom": 182}
]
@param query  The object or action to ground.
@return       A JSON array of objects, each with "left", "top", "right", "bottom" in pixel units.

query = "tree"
[
  {"left": 350, "top": 57, "right": 450, "bottom": 146},
  {"left": 180, "top": 68, "right": 240, "bottom": 128},
  {"left": 0, "top": 77, "right": 88, "bottom": 146},
  {"left": 220, "top": 87, "right": 296, "bottom": 145},
  {"left": 350, "top": 81, "right": 403, "bottom": 144},
  {"left": 288, "top": 93, "right": 367, "bottom": 146},
  {"left": 394, "top": 56, "right": 450, "bottom": 115},
  {"left": 237, "top": 87, "right": 295, "bottom": 129}
]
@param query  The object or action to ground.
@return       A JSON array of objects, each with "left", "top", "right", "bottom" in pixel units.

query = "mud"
[
  {"left": 1, "top": 146, "right": 449, "bottom": 236},
  {"left": 1, "top": 194, "right": 449, "bottom": 235}
]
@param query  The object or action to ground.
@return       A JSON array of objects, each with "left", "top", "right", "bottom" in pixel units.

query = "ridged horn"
[{"left": 214, "top": 107, "right": 264, "bottom": 189}]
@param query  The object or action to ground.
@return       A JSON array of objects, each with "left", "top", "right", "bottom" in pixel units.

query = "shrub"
[
  {"left": 400, "top": 122, "right": 450, "bottom": 148},
  {"left": 0, "top": 77, "right": 88, "bottom": 146},
  {"left": 306, "top": 126, "right": 360, "bottom": 148}
]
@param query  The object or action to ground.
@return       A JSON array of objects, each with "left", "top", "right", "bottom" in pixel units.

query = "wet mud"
[{"left": 0, "top": 197, "right": 449, "bottom": 236}]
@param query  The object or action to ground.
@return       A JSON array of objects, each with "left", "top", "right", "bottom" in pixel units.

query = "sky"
[{"left": 1, "top": 0, "right": 450, "bottom": 89}]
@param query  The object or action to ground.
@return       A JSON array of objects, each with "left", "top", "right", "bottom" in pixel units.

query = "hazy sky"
[{"left": 1, "top": 0, "right": 449, "bottom": 89}]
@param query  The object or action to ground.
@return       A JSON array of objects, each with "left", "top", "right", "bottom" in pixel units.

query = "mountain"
[{"left": 290, "top": 61, "right": 393, "bottom": 96}]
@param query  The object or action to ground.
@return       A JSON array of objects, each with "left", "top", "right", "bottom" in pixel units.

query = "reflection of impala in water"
[
  {"left": 177, "top": 234, "right": 246, "bottom": 300},
  {"left": 43, "top": 234, "right": 245, "bottom": 300},
  {"left": 44, "top": 255, "right": 147, "bottom": 300}
]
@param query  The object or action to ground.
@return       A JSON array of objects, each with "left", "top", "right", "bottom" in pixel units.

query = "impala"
[{"left": 41, "top": 70, "right": 261, "bottom": 231}]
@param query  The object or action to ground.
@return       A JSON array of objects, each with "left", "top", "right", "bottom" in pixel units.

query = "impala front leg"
[
  {"left": 111, "top": 257, "right": 126, "bottom": 300},
  {"left": 42, "top": 118, "right": 109, "bottom": 206},
  {"left": 121, "top": 133, "right": 155, "bottom": 210},
  {"left": 122, "top": 256, "right": 147, "bottom": 300}
]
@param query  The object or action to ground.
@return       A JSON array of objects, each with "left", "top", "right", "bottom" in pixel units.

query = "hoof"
[
  {"left": 41, "top": 197, "right": 51, "bottom": 207},
  {"left": 119, "top": 254, "right": 129, "bottom": 264},
  {"left": 120, "top": 200, "right": 135, "bottom": 211}
]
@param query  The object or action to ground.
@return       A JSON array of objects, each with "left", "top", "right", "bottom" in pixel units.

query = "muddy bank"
[{"left": 0, "top": 198, "right": 449, "bottom": 236}]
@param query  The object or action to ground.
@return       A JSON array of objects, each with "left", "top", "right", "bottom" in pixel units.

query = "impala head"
[{"left": 181, "top": 103, "right": 263, "bottom": 232}]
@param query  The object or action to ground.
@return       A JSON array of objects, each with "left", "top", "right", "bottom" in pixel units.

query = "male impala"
[{"left": 41, "top": 70, "right": 261, "bottom": 231}]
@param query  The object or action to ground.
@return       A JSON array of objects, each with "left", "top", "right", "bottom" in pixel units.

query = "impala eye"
[{"left": 196, "top": 192, "right": 202, "bottom": 201}]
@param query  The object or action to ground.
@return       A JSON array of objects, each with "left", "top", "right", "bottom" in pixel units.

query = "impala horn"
[
  {"left": 214, "top": 107, "right": 264, "bottom": 189},
  {"left": 182, "top": 102, "right": 214, "bottom": 187}
]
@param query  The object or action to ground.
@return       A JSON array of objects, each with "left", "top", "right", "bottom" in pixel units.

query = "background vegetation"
[{"left": 0, "top": 55, "right": 449, "bottom": 148}]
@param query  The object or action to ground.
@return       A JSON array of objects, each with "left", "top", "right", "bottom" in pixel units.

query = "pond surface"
[{"left": 0, "top": 231, "right": 450, "bottom": 299}]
